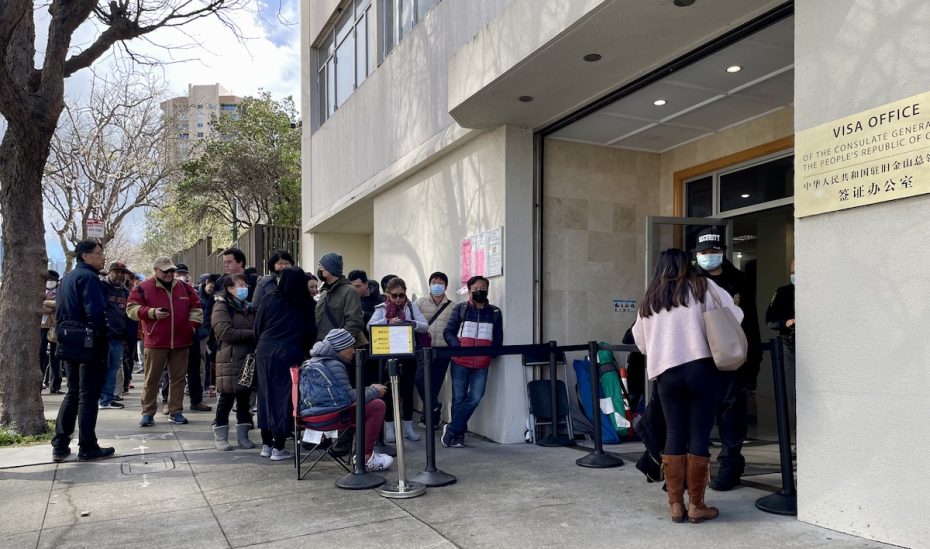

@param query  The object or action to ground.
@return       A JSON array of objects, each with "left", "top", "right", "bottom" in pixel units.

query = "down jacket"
[
  {"left": 299, "top": 339, "right": 379, "bottom": 416},
  {"left": 211, "top": 294, "right": 256, "bottom": 394}
]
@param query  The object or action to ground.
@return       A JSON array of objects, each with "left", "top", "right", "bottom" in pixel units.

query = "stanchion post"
[
  {"left": 537, "top": 340, "right": 575, "bottom": 447},
  {"left": 374, "top": 357, "right": 396, "bottom": 457},
  {"left": 756, "top": 337, "right": 797, "bottom": 515},
  {"left": 379, "top": 358, "right": 426, "bottom": 498},
  {"left": 336, "top": 348, "right": 386, "bottom": 490},
  {"left": 412, "top": 347, "right": 457, "bottom": 487},
  {"left": 576, "top": 341, "right": 623, "bottom": 468}
]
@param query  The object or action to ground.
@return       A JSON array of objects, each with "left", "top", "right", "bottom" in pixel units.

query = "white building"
[
  {"left": 160, "top": 83, "right": 242, "bottom": 165},
  {"left": 301, "top": 2, "right": 930, "bottom": 546}
]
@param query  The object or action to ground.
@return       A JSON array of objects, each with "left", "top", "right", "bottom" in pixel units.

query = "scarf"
[{"left": 384, "top": 299, "right": 408, "bottom": 322}]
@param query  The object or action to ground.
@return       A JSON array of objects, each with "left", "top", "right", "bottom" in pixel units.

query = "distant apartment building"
[{"left": 160, "top": 83, "right": 242, "bottom": 166}]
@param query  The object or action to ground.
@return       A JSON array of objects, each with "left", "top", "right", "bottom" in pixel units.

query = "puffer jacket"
[
  {"left": 443, "top": 300, "right": 504, "bottom": 369},
  {"left": 211, "top": 294, "right": 256, "bottom": 394},
  {"left": 127, "top": 277, "right": 203, "bottom": 349},
  {"left": 299, "top": 339, "right": 379, "bottom": 416}
]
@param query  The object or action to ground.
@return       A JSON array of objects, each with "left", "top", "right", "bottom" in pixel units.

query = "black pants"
[
  {"left": 214, "top": 390, "right": 253, "bottom": 426},
  {"left": 52, "top": 358, "right": 106, "bottom": 453},
  {"left": 415, "top": 354, "right": 450, "bottom": 417},
  {"left": 260, "top": 429, "right": 288, "bottom": 450},
  {"left": 40, "top": 328, "right": 62, "bottom": 391},
  {"left": 716, "top": 370, "right": 748, "bottom": 472},
  {"left": 122, "top": 336, "right": 137, "bottom": 391},
  {"left": 657, "top": 358, "right": 719, "bottom": 457},
  {"left": 383, "top": 357, "right": 416, "bottom": 422}
]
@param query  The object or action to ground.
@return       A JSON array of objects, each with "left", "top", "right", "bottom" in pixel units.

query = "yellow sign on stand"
[
  {"left": 369, "top": 324, "right": 415, "bottom": 357},
  {"left": 795, "top": 91, "right": 930, "bottom": 217}
]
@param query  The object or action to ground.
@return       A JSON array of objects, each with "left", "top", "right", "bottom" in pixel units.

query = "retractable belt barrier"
[{"left": 755, "top": 337, "right": 797, "bottom": 515}]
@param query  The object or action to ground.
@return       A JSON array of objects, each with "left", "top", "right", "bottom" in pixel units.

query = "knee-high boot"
[
  {"left": 687, "top": 454, "right": 719, "bottom": 523},
  {"left": 661, "top": 454, "right": 687, "bottom": 523}
]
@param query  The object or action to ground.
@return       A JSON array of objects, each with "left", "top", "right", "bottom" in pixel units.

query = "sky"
[{"left": 0, "top": 1, "right": 302, "bottom": 261}]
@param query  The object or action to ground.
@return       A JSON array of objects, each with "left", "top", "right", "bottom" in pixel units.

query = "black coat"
[
  {"left": 56, "top": 262, "right": 107, "bottom": 336},
  {"left": 254, "top": 292, "right": 317, "bottom": 433},
  {"left": 703, "top": 259, "right": 763, "bottom": 387}
]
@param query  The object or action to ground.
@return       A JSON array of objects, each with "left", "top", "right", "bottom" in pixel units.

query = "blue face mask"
[
  {"left": 234, "top": 287, "right": 249, "bottom": 301},
  {"left": 790, "top": 274, "right": 796, "bottom": 285},
  {"left": 697, "top": 253, "right": 723, "bottom": 271},
  {"left": 430, "top": 284, "right": 446, "bottom": 296}
]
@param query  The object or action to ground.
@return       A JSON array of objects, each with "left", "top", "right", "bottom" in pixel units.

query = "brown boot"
[
  {"left": 661, "top": 454, "right": 687, "bottom": 523},
  {"left": 687, "top": 454, "right": 719, "bottom": 523}
]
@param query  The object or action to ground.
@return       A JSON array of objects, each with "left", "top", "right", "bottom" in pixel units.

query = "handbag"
[
  {"left": 55, "top": 319, "right": 95, "bottom": 363},
  {"left": 238, "top": 353, "right": 257, "bottom": 388},
  {"left": 702, "top": 284, "right": 748, "bottom": 371}
]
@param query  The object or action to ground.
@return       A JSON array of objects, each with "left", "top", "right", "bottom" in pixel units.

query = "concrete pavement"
[{"left": 0, "top": 389, "right": 892, "bottom": 548}]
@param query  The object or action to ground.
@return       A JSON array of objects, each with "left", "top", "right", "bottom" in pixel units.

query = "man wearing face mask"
[
  {"left": 414, "top": 271, "right": 455, "bottom": 428},
  {"left": 441, "top": 276, "right": 503, "bottom": 448},
  {"left": 694, "top": 227, "right": 762, "bottom": 491},
  {"left": 766, "top": 258, "right": 796, "bottom": 429},
  {"left": 40, "top": 270, "right": 63, "bottom": 393},
  {"left": 314, "top": 253, "right": 367, "bottom": 347}
]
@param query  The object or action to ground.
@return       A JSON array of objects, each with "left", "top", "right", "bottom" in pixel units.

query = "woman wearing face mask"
[
  {"left": 368, "top": 277, "right": 429, "bottom": 442},
  {"left": 414, "top": 271, "right": 455, "bottom": 428},
  {"left": 210, "top": 274, "right": 257, "bottom": 451}
]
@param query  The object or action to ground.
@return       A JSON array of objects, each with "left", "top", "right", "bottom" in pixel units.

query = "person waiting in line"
[
  {"left": 766, "top": 258, "right": 796, "bottom": 429},
  {"left": 99, "top": 261, "right": 131, "bottom": 410},
  {"left": 314, "top": 253, "right": 367, "bottom": 346},
  {"left": 251, "top": 249, "right": 294, "bottom": 309},
  {"left": 254, "top": 267, "right": 317, "bottom": 461},
  {"left": 414, "top": 271, "right": 455, "bottom": 428},
  {"left": 210, "top": 274, "right": 257, "bottom": 451},
  {"left": 441, "top": 275, "right": 503, "bottom": 449},
  {"left": 300, "top": 328, "right": 393, "bottom": 471},
  {"left": 40, "top": 270, "right": 63, "bottom": 394},
  {"left": 369, "top": 277, "right": 429, "bottom": 443},
  {"left": 306, "top": 273, "right": 320, "bottom": 300},
  {"left": 121, "top": 272, "right": 141, "bottom": 397},
  {"left": 197, "top": 274, "right": 221, "bottom": 397},
  {"left": 633, "top": 248, "right": 743, "bottom": 524},
  {"left": 348, "top": 269, "right": 384, "bottom": 325},
  {"left": 694, "top": 227, "right": 762, "bottom": 492},
  {"left": 158, "top": 263, "right": 211, "bottom": 413},
  {"left": 379, "top": 274, "right": 397, "bottom": 295}
]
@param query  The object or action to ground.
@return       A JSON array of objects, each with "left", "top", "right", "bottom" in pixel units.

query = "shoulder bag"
[
  {"left": 702, "top": 284, "right": 748, "bottom": 371},
  {"left": 238, "top": 353, "right": 257, "bottom": 388}
]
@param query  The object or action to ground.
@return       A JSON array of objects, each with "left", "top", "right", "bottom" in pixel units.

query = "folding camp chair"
[
  {"left": 522, "top": 350, "right": 574, "bottom": 443},
  {"left": 290, "top": 366, "right": 354, "bottom": 480}
]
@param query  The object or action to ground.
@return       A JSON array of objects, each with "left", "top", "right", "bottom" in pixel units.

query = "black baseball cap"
[{"left": 695, "top": 227, "right": 726, "bottom": 252}]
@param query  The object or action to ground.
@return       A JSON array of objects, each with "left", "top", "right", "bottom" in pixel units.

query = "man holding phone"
[{"left": 127, "top": 257, "right": 203, "bottom": 427}]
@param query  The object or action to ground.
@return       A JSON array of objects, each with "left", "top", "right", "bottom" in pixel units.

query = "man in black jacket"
[
  {"left": 694, "top": 227, "right": 762, "bottom": 491},
  {"left": 99, "top": 261, "right": 130, "bottom": 410},
  {"left": 766, "top": 258, "right": 796, "bottom": 427},
  {"left": 51, "top": 240, "right": 115, "bottom": 462}
]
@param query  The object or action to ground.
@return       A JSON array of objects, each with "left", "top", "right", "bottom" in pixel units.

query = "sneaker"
[
  {"left": 113, "top": 395, "right": 123, "bottom": 401},
  {"left": 139, "top": 414, "right": 154, "bottom": 427},
  {"left": 52, "top": 448, "right": 71, "bottom": 462},
  {"left": 189, "top": 402, "right": 212, "bottom": 412},
  {"left": 366, "top": 452, "right": 393, "bottom": 471},
  {"left": 270, "top": 448, "right": 294, "bottom": 461},
  {"left": 441, "top": 424, "right": 453, "bottom": 448},
  {"left": 260, "top": 445, "right": 272, "bottom": 458},
  {"left": 98, "top": 402, "right": 125, "bottom": 409},
  {"left": 169, "top": 413, "right": 189, "bottom": 425},
  {"left": 77, "top": 447, "right": 115, "bottom": 462},
  {"left": 452, "top": 436, "right": 465, "bottom": 448},
  {"left": 51, "top": 390, "right": 65, "bottom": 395}
]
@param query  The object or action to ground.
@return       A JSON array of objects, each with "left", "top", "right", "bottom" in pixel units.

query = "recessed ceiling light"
[
  {"left": 583, "top": 53, "right": 602, "bottom": 62},
  {"left": 518, "top": 95, "right": 534, "bottom": 103},
  {"left": 673, "top": 0, "right": 695, "bottom": 6},
  {"left": 726, "top": 65, "right": 742, "bottom": 73},
  {"left": 740, "top": 193, "right": 750, "bottom": 198},
  {"left": 653, "top": 99, "right": 667, "bottom": 106}
]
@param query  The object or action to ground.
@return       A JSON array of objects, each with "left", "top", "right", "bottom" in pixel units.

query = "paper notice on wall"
[
  {"left": 460, "top": 237, "right": 474, "bottom": 285},
  {"left": 486, "top": 227, "right": 503, "bottom": 277},
  {"left": 461, "top": 227, "right": 503, "bottom": 283},
  {"left": 474, "top": 232, "right": 487, "bottom": 276}
]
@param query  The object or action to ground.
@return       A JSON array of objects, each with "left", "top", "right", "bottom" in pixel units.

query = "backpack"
[{"left": 299, "top": 359, "right": 353, "bottom": 415}]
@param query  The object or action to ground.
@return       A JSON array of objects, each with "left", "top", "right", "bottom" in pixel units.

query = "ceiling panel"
[
  {"left": 599, "top": 81, "right": 722, "bottom": 121},
  {"left": 666, "top": 37, "right": 793, "bottom": 93},
  {"left": 549, "top": 112, "right": 651, "bottom": 144},
  {"left": 735, "top": 68, "right": 794, "bottom": 102},
  {"left": 669, "top": 94, "right": 782, "bottom": 132},
  {"left": 612, "top": 124, "right": 711, "bottom": 152}
]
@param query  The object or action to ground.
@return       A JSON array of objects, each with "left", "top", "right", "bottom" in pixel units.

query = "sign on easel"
[
  {"left": 86, "top": 218, "right": 104, "bottom": 239},
  {"left": 369, "top": 324, "right": 415, "bottom": 357}
]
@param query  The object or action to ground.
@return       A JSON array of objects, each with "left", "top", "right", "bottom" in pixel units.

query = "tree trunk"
[{"left": 0, "top": 123, "right": 55, "bottom": 435}]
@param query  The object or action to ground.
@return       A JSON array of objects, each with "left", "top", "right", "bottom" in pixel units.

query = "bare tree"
[
  {"left": 44, "top": 67, "right": 177, "bottom": 271},
  {"left": 0, "top": 0, "right": 244, "bottom": 435}
]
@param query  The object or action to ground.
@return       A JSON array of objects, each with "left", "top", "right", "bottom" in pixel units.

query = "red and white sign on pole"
[{"left": 86, "top": 218, "right": 105, "bottom": 239}]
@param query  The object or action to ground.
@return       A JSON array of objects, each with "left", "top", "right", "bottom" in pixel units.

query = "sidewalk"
[{"left": 0, "top": 389, "right": 889, "bottom": 548}]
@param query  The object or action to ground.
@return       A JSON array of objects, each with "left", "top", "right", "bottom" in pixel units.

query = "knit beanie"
[
  {"left": 325, "top": 328, "right": 355, "bottom": 351},
  {"left": 319, "top": 252, "right": 343, "bottom": 278}
]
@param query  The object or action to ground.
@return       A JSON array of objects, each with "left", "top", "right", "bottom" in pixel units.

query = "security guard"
[
  {"left": 766, "top": 259, "right": 796, "bottom": 427},
  {"left": 694, "top": 227, "right": 763, "bottom": 491}
]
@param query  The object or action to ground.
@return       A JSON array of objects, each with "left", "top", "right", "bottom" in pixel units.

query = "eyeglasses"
[{"left": 389, "top": 293, "right": 406, "bottom": 299}]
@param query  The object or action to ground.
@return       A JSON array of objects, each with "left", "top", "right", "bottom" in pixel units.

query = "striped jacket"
[{"left": 443, "top": 301, "right": 503, "bottom": 369}]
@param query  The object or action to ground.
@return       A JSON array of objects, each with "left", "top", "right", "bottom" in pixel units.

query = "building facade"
[
  {"left": 160, "top": 83, "right": 242, "bottom": 166},
  {"left": 301, "top": 2, "right": 929, "bottom": 546}
]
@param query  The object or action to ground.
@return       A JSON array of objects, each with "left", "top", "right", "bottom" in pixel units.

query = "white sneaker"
[
  {"left": 260, "top": 445, "right": 272, "bottom": 458},
  {"left": 366, "top": 452, "right": 393, "bottom": 472},
  {"left": 270, "top": 448, "right": 294, "bottom": 461}
]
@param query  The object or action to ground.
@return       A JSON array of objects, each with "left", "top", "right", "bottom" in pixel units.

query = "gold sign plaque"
[
  {"left": 795, "top": 91, "right": 930, "bottom": 217},
  {"left": 369, "top": 324, "right": 415, "bottom": 357}
]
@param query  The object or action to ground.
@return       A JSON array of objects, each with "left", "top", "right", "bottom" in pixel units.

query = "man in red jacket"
[{"left": 128, "top": 257, "right": 203, "bottom": 427}]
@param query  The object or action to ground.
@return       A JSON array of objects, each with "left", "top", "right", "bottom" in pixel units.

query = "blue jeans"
[
  {"left": 99, "top": 339, "right": 124, "bottom": 405},
  {"left": 449, "top": 364, "right": 489, "bottom": 437}
]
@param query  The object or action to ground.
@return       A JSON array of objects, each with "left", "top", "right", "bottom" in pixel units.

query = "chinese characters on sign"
[
  {"left": 460, "top": 227, "right": 503, "bottom": 285},
  {"left": 795, "top": 91, "right": 930, "bottom": 217}
]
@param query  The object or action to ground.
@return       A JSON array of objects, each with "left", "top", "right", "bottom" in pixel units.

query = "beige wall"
[
  {"left": 304, "top": 233, "right": 372, "bottom": 276},
  {"left": 659, "top": 108, "right": 795, "bottom": 215},
  {"left": 541, "top": 140, "right": 660, "bottom": 346}
]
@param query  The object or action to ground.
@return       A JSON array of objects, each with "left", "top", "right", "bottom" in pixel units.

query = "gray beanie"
[
  {"left": 319, "top": 252, "right": 343, "bottom": 278},
  {"left": 325, "top": 328, "right": 355, "bottom": 351}
]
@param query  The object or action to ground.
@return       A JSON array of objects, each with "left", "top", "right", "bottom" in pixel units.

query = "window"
[
  {"left": 381, "top": 0, "right": 438, "bottom": 59},
  {"left": 196, "top": 122, "right": 204, "bottom": 128},
  {"left": 684, "top": 151, "right": 794, "bottom": 217},
  {"left": 179, "top": 133, "right": 189, "bottom": 139},
  {"left": 318, "top": 0, "right": 373, "bottom": 122},
  {"left": 196, "top": 132, "right": 204, "bottom": 138},
  {"left": 220, "top": 104, "right": 237, "bottom": 112}
]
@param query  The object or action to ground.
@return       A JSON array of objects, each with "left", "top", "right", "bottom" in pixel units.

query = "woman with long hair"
[
  {"left": 632, "top": 248, "right": 743, "bottom": 524},
  {"left": 254, "top": 267, "right": 317, "bottom": 461},
  {"left": 210, "top": 274, "right": 256, "bottom": 450}
]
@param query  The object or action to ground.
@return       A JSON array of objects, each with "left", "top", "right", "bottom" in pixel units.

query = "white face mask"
[
  {"left": 46, "top": 281, "right": 58, "bottom": 290},
  {"left": 790, "top": 273, "right": 796, "bottom": 285},
  {"left": 696, "top": 253, "right": 723, "bottom": 271}
]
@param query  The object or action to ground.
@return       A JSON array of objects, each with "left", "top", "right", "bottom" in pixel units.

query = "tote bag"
[{"left": 703, "top": 284, "right": 748, "bottom": 371}]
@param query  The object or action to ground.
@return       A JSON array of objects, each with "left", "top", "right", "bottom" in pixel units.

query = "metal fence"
[{"left": 172, "top": 224, "right": 300, "bottom": 276}]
